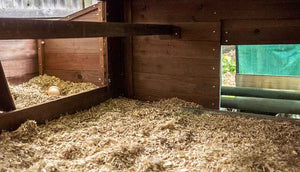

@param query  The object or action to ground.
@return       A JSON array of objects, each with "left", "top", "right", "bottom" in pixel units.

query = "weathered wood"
[
  {"left": 0, "top": 87, "right": 109, "bottom": 132},
  {"left": 0, "top": 61, "right": 16, "bottom": 112},
  {"left": 222, "top": 19, "right": 300, "bottom": 45},
  {"left": 0, "top": 18, "right": 180, "bottom": 39}
]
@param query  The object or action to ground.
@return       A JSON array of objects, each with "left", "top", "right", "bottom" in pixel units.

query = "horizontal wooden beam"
[
  {"left": 222, "top": 19, "right": 300, "bottom": 45},
  {"left": 0, "top": 18, "right": 180, "bottom": 39},
  {"left": 0, "top": 87, "right": 109, "bottom": 131},
  {"left": 0, "top": 61, "right": 16, "bottom": 112}
]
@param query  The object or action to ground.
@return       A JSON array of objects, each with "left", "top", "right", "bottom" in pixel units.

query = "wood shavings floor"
[{"left": 0, "top": 98, "right": 299, "bottom": 171}]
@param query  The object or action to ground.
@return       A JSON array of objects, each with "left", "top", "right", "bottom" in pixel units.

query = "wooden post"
[
  {"left": 0, "top": 61, "right": 16, "bottom": 111},
  {"left": 37, "top": 39, "right": 45, "bottom": 75}
]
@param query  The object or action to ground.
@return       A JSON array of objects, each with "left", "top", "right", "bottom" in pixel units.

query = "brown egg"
[{"left": 47, "top": 86, "right": 60, "bottom": 96}]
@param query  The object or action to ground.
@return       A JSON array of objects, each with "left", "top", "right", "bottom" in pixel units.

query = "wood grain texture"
[
  {"left": 0, "top": 18, "right": 178, "bottom": 39},
  {"left": 132, "top": 0, "right": 300, "bottom": 22},
  {"left": 37, "top": 39, "right": 45, "bottom": 75},
  {"left": 45, "top": 69, "right": 102, "bottom": 86},
  {"left": 222, "top": 19, "right": 300, "bottom": 45},
  {"left": 0, "top": 39, "right": 38, "bottom": 82},
  {"left": 236, "top": 74, "right": 300, "bottom": 90},
  {"left": 0, "top": 87, "right": 109, "bottom": 131},
  {"left": 1, "top": 58, "right": 38, "bottom": 78},
  {"left": 130, "top": 0, "right": 221, "bottom": 109},
  {"left": 43, "top": 2, "right": 106, "bottom": 87}
]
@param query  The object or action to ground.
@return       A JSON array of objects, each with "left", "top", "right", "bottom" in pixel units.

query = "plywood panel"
[
  {"left": 236, "top": 74, "right": 300, "bottom": 90},
  {"left": 132, "top": 0, "right": 300, "bottom": 22},
  {"left": 222, "top": 19, "right": 300, "bottom": 45}
]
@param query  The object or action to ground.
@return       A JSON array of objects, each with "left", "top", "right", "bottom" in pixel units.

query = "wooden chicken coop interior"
[{"left": 0, "top": 0, "right": 300, "bottom": 131}]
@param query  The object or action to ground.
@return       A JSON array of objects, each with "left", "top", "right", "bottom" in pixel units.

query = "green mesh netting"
[{"left": 237, "top": 44, "right": 300, "bottom": 76}]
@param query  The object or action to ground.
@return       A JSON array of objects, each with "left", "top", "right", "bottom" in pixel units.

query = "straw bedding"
[
  {"left": 9, "top": 74, "right": 98, "bottom": 109},
  {"left": 0, "top": 98, "right": 299, "bottom": 171}
]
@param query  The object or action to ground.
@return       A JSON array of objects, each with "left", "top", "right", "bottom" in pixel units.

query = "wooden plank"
[
  {"left": 0, "top": 18, "right": 180, "bottom": 39},
  {"left": 6, "top": 73, "right": 38, "bottom": 85},
  {"left": 37, "top": 39, "right": 45, "bottom": 75},
  {"left": 236, "top": 74, "right": 300, "bottom": 90},
  {"left": 61, "top": 3, "right": 99, "bottom": 21},
  {"left": 222, "top": 19, "right": 300, "bottom": 45},
  {"left": 124, "top": 0, "right": 134, "bottom": 98},
  {"left": 132, "top": 0, "right": 300, "bottom": 22},
  {"left": 44, "top": 53, "right": 100, "bottom": 71},
  {"left": 133, "top": 37, "right": 220, "bottom": 59},
  {"left": 134, "top": 55, "right": 220, "bottom": 78},
  {"left": 0, "top": 61, "right": 16, "bottom": 111},
  {"left": 1, "top": 58, "right": 38, "bottom": 78},
  {"left": 45, "top": 69, "right": 103, "bottom": 86},
  {"left": 106, "top": 0, "right": 126, "bottom": 97},
  {"left": 0, "top": 40, "right": 37, "bottom": 61},
  {"left": 134, "top": 72, "right": 219, "bottom": 109},
  {"left": 97, "top": 2, "right": 108, "bottom": 87},
  {"left": 0, "top": 87, "right": 109, "bottom": 131},
  {"left": 44, "top": 38, "right": 100, "bottom": 54}
]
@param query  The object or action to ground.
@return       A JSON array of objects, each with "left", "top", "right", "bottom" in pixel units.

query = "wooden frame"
[
  {"left": 0, "top": 61, "right": 16, "bottom": 112},
  {"left": 0, "top": 1, "right": 181, "bottom": 131},
  {"left": 0, "top": 18, "right": 180, "bottom": 40},
  {"left": 0, "top": 87, "right": 109, "bottom": 131}
]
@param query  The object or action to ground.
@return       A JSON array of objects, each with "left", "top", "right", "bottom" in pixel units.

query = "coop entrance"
[{"left": 220, "top": 44, "right": 300, "bottom": 117}]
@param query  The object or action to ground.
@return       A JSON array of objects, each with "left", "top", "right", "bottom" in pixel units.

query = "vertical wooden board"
[
  {"left": 37, "top": 39, "right": 45, "bottom": 75},
  {"left": 124, "top": 0, "right": 134, "bottom": 97}
]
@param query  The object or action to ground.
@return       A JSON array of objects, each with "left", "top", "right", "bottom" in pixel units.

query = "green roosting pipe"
[
  {"left": 222, "top": 86, "right": 300, "bottom": 100},
  {"left": 221, "top": 96, "right": 300, "bottom": 114}
]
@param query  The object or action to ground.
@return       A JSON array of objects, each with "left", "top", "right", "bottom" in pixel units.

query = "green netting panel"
[{"left": 237, "top": 44, "right": 300, "bottom": 76}]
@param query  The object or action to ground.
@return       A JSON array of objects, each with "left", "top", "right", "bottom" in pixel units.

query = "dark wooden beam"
[
  {"left": 0, "top": 87, "right": 109, "bottom": 131},
  {"left": 0, "top": 61, "right": 16, "bottom": 112},
  {"left": 0, "top": 18, "right": 180, "bottom": 39},
  {"left": 222, "top": 19, "right": 300, "bottom": 45}
]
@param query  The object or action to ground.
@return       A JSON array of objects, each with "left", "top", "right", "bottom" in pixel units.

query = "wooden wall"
[
  {"left": 0, "top": 40, "right": 38, "bottom": 84},
  {"left": 41, "top": 3, "right": 107, "bottom": 86},
  {"left": 125, "top": 0, "right": 300, "bottom": 109}
]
